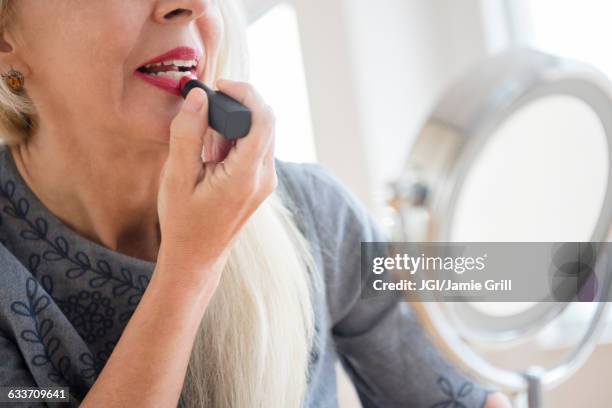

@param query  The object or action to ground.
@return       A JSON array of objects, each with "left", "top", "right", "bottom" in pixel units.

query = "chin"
[
  {"left": 145, "top": 123, "right": 173, "bottom": 144},
  {"left": 126, "top": 107, "right": 180, "bottom": 144}
]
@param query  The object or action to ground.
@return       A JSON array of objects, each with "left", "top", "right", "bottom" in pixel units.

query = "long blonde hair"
[
  {"left": 0, "top": 1, "right": 318, "bottom": 406},
  {"left": 0, "top": 1, "right": 34, "bottom": 144}
]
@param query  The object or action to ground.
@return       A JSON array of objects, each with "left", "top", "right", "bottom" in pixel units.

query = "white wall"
[
  {"left": 244, "top": 0, "right": 496, "bottom": 209},
  {"left": 248, "top": 0, "right": 498, "bottom": 211},
  {"left": 340, "top": 0, "right": 493, "bottom": 210}
]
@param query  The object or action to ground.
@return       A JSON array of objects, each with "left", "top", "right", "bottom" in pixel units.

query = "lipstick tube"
[{"left": 179, "top": 77, "right": 252, "bottom": 140}]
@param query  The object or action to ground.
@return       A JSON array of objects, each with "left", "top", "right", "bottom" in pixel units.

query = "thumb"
[{"left": 168, "top": 87, "right": 209, "bottom": 180}]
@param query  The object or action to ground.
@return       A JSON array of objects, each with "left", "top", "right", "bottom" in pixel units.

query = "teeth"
[
  {"left": 153, "top": 71, "right": 193, "bottom": 79},
  {"left": 176, "top": 59, "right": 197, "bottom": 67},
  {"left": 167, "top": 59, "right": 197, "bottom": 67},
  {"left": 144, "top": 59, "right": 197, "bottom": 69}
]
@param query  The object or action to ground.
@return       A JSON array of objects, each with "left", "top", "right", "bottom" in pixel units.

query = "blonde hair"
[
  {"left": 0, "top": 0, "right": 35, "bottom": 144},
  {"left": 0, "top": 1, "right": 319, "bottom": 406}
]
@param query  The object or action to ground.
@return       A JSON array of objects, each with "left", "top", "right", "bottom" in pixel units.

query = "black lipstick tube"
[{"left": 180, "top": 78, "right": 252, "bottom": 140}]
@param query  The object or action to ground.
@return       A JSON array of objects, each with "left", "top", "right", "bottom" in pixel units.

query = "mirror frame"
[{"left": 394, "top": 47, "right": 612, "bottom": 394}]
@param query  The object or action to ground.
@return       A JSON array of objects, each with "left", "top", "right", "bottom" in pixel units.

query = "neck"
[{"left": 9, "top": 125, "right": 167, "bottom": 262}]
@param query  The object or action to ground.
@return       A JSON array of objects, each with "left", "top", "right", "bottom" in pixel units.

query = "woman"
[{"left": 0, "top": 0, "right": 511, "bottom": 407}]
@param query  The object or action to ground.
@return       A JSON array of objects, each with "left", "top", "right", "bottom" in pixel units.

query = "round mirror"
[
  {"left": 390, "top": 48, "right": 612, "bottom": 406},
  {"left": 450, "top": 95, "right": 608, "bottom": 243}
]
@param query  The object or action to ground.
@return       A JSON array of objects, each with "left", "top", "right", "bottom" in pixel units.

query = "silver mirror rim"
[{"left": 399, "top": 47, "right": 612, "bottom": 392}]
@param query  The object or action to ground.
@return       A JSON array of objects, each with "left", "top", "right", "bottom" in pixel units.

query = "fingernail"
[{"left": 183, "top": 88, "right": 205, "bottom": 113}]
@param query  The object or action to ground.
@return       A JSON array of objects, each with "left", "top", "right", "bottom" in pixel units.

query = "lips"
[{"left": 135, "top": 46, "right": 202, "bottom": 96}]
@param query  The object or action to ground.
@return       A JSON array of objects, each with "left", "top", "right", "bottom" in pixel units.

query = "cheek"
[
  {"left": 19, "top": 3, "right": 145, "bottom": 129},
  {"left": 197, "top": 9, "right": 225, "bottom": 81},
  {"left": 17, "top": 1, "right": 136, "bottom": 83}
]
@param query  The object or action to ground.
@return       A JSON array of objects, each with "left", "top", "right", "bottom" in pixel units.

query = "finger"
[
  {"left": 263, "top": 124, "right": 276, "bottom": 168},
  {"left": 215, "top": 79, "right": 275, "bottom": 163},
  {"left": 167, "top": 88, "right": 209, "bottom": 180},
  {"left": 203, "top": 129, "right": 233, "bottom": 163}
]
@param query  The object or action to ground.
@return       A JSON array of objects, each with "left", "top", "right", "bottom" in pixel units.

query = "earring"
[{"left": 2, "top": 67, "right": 24, "bottom": 93}]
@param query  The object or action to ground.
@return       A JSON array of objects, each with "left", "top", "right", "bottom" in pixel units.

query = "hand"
[
  {"left": 156, "top": 79, "right": 277, "bottom": 295},
  {"left": 485, "top": 391, "right": 513, "bottom": 408}
]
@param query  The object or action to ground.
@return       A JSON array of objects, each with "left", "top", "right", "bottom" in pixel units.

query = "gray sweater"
[{"left": 0, "top": 145, "right": 492, "bottom": 407}]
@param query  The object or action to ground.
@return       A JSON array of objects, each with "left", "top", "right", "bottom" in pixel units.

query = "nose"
[{"left": 153, "top": 0, "right": 209, "bottom": 24}]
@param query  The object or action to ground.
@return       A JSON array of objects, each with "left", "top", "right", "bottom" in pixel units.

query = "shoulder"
[
  {"left": 275, "top": 160, "right": 347, "bottom": 206},
  {"left": 0, "top": 144, "right": 18, "bottom": 186},
  {"left": 0, "top": 241, "right": 40, "bottom": 330},
  {"left": 275, "top": 160, "right": 378, "bottom": 239},
  {"left": 275, "top": 160, "right": 388, "bottom": 325},
  {"left": 0, "top": 144, "right": 11, "bottom": 164},
  {"left": 0, "top": 144, "right": 11, "bottom": 166}
]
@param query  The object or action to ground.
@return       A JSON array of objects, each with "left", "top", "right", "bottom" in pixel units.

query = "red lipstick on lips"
[{"left": 135, "top": 46, "right": 201, "bottom": 96}]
